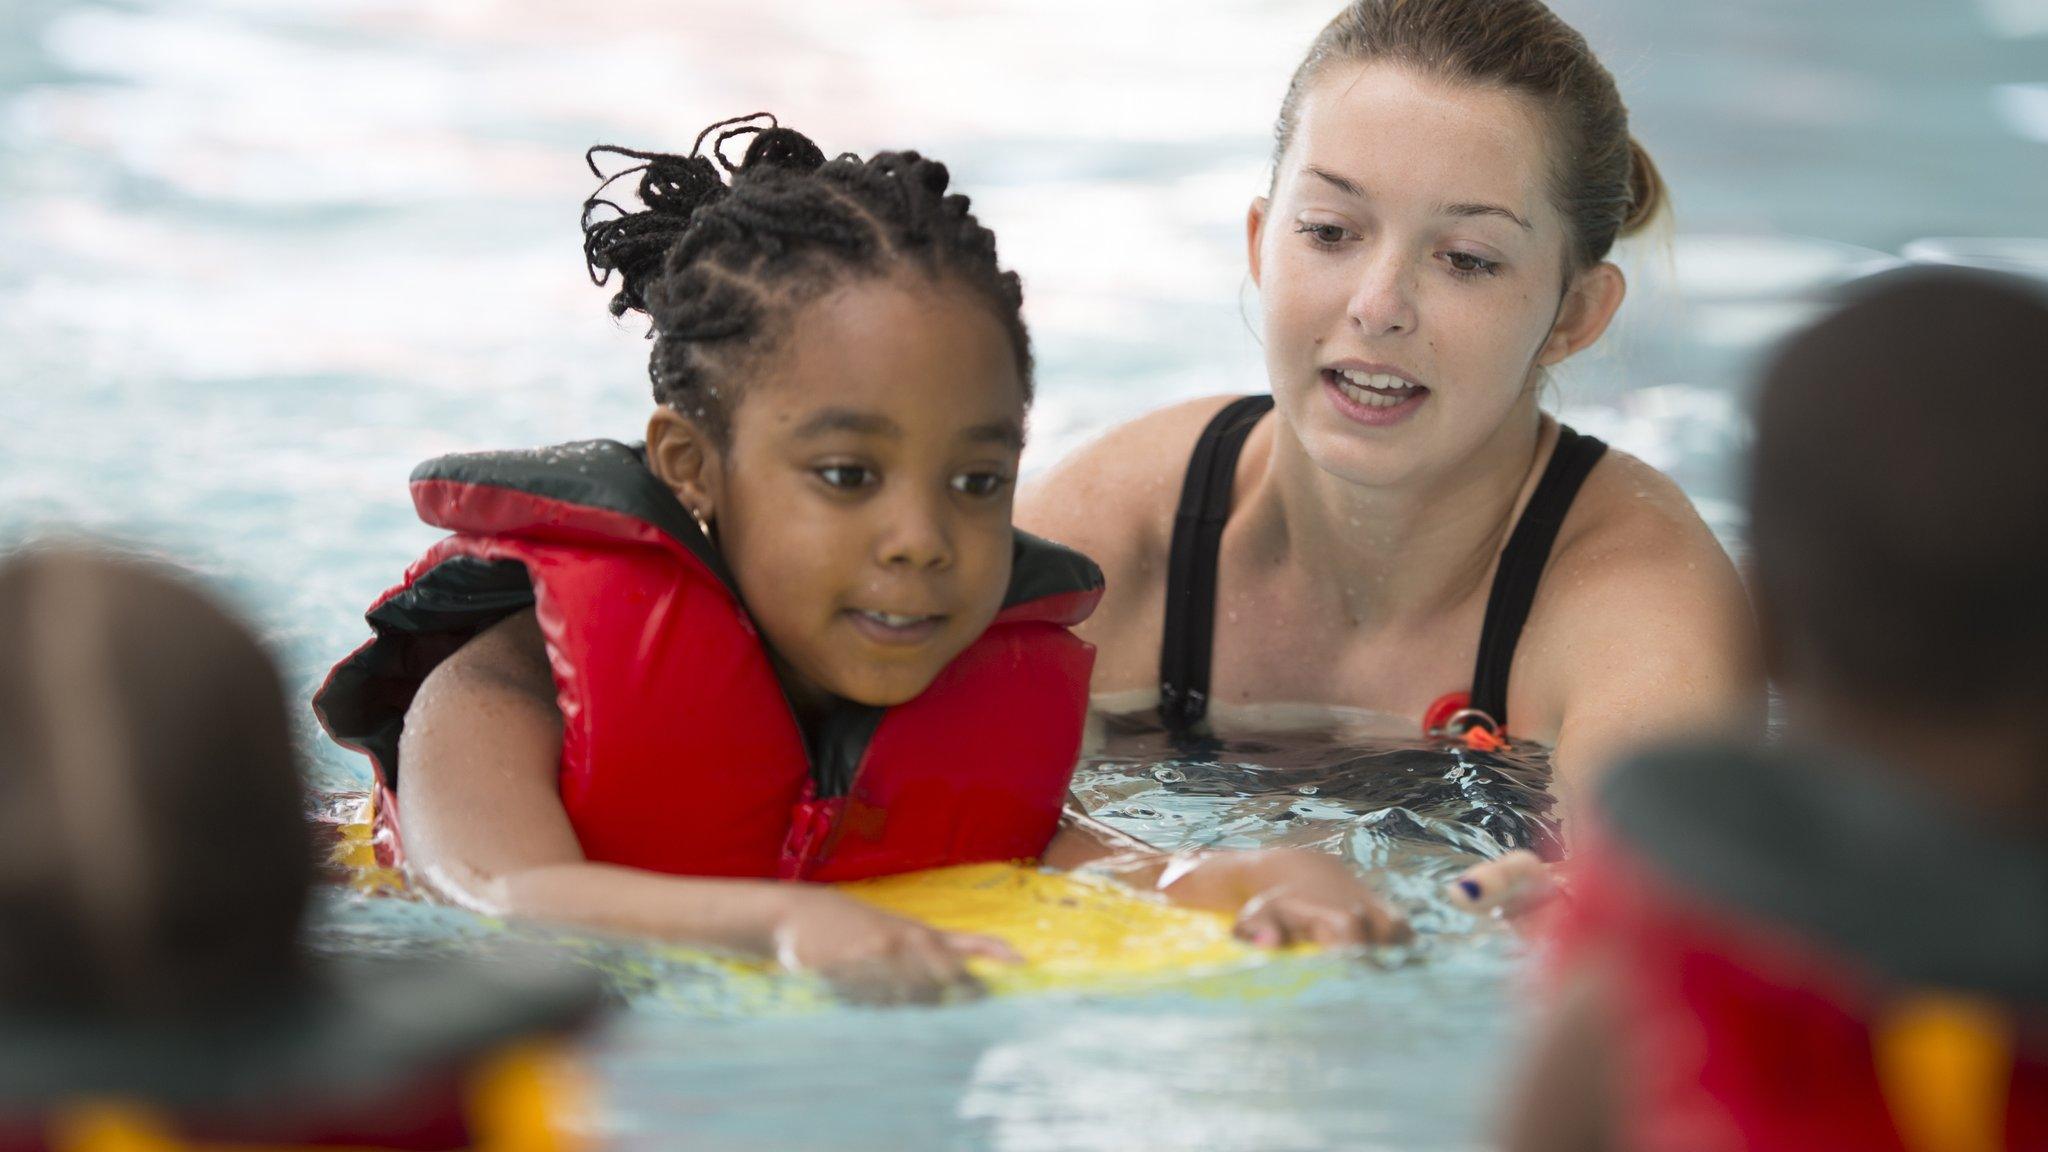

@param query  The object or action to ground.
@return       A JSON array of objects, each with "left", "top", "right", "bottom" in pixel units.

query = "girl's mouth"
[
  {"left": 1322, "top": 368, "right": 1429, "bottom": 425},
  {"left": 846, "top": 609, "right": 946, "bottom": 647}
]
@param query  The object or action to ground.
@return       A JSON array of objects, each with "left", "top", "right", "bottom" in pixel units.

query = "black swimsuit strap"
[
  {"left": 1158, "top": 397, "right": 1607, "bottom": 736},
  {"left": 1159, "top": 394, "right": 1275, "bottom": 733},
  {"left": 1467, "top": 425, "right": 1608, "bottom": 725}
]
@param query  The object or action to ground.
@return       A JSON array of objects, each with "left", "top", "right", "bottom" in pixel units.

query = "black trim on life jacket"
[
  {"left": 1600, "top": 740, "right": 2048, "bottom": 1008},
  {"left": 313, "top": 555, "right": 535, "bottom": 797},
  {"left": 0, "top": 955, "right": 599, "bottom": 1117},
  {"left": 316, "top": 440, "right": 1105, "bottom": 801},
  {"left": 412, "top": 439, "right": 733, "bottom": 586}
]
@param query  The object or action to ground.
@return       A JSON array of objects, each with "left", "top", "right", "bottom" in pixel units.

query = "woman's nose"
[{"left": 1347, "top": 250, "right": 1418, "bottom": 336}]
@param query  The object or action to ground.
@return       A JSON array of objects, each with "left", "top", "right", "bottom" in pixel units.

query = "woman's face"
[{"left": 1252, "top": 63, "right": 1593, "bottom": 487}]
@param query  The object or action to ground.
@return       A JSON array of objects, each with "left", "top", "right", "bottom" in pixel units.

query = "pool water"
[{"left": 3, "top": 0, "right": 2043, "bottom": 1147}]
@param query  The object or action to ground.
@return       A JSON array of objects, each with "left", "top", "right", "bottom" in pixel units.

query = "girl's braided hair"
[{"left": 581, "top": 114, "right": 1032, "bottom": 445}]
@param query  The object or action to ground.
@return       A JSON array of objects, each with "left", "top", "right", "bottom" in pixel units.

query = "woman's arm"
[
  {"left": 1454, "top": 458, "right": 1764, "bottom": 911},
  {"left": 1521, "top": 458, "right": 1767, "bottom": 817},
  {"left": 396, "top": 610, "right": 1017, "bottom": 1001}
]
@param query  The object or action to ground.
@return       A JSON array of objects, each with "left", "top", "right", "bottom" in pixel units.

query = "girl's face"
[
  {"left": 653, "top": 276, "right": 1026, "bottom": 712},
  {"left": 1252, "top": 64, "right": 1617, "bottom": 486}
]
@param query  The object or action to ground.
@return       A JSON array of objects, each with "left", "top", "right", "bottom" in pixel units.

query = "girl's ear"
[{"left": 645, "top": 408, "right": 723, "bottom": 525}]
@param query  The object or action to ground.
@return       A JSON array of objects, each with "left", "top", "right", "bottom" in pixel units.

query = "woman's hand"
[
  {"left": 1157, "top": 849, "right": 1411, "bottom": 949},
  {"left": 1446, "top": 848, "right": 1556, "bottom": 918},
  {"left": 771, "top": 887, "right": 1021, "bottom": 1005},
  {"left": 1045, "top": 816, "right": 1410, "bottom": 948}
]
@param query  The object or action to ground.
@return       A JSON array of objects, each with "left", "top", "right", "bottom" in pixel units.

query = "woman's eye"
[
  {"left": 951, "top": 471, "right": 1011, "bottom": 498},
  {"left": 816, "top": 465, "right": 874, "bottom": 490},
  {"left": 1445, "top": 251, "right": 1501, "bottom": 277},
  {"left": 1294, "top": 222, "right": 1350, "bottom": 247}
]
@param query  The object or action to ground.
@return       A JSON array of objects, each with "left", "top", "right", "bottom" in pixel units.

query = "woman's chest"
[
  {"left": 1202, "top": 578, "right": 1486, "bottom": 724},
  {"left": 1085, "top": 555, "right": 1497, "bottom": 726}
]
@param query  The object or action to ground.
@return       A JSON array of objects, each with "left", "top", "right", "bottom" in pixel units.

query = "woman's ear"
[
  {"left": 1246, "top": 196, "right": 1271, "bottom": 288},
  {"left": 645, "top": 407, "right": 723, "bottom": 525},
  {"left": 1537, "top": 261, "right": 1627, "bottom": 367}
]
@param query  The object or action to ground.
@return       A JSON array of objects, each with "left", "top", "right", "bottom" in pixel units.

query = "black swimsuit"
[{"left": 1157, "top": 394, "right": 1608, "bottom": 736}]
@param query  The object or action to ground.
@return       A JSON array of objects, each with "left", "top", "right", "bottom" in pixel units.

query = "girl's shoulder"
[{"left": 1018, "top": 394, "right": 1250, "bottom": 581}]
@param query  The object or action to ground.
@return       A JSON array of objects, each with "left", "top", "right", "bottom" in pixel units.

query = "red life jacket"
[
  {"left": 1557, "top": 742, "right": 2048, "bottom": 1152},
  {"left": 314, "top": 440, "right": 1103, "bottom": 883}
]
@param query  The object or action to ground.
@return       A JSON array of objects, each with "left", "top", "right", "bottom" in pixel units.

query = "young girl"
[{"left": 316, "top": 116, "right": 1406, "bottom": 1004}]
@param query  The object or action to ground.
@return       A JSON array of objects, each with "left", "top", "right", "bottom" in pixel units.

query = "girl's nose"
[
  {"left": 1347, "top": 250, "right": 1418, "bottom": 336},
  {"left": 879, "top": 493, "right": 953, "bottom": 571}
]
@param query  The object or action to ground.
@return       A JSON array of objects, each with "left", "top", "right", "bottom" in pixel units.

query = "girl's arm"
[
  {"left": 396, "top": 609, "right": 1016, "bottom": 1002},
  {"left": 1042, "top": 805, "right": 1411, "bottom": 947}
]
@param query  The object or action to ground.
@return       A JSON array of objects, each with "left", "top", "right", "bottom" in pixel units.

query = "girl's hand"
[
  {"left": 1168, "top": 849, "right": 1412, "bottom": 949},
  {"left": 770, "top": 887, "right": 1021, "bottom": 1005}
]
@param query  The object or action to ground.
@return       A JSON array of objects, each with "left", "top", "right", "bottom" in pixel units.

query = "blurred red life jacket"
[
  {"left": 0, "top": 957, "right": 599, "bottom": 1152},
  {"left": 314, "top": 440, "right": 1103, "bottom": 882},
  {"left": 1557, "top": 743, "right": 2048, "bottom": 1152}
]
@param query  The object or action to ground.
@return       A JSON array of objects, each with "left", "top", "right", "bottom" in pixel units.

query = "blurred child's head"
[
  {"left": 1748, "top": 269, "right": 2048, "bottom": 796},
  {"left": 581, "top": 116, "right": 1033, "bottom": 713},
  {"left": 0, "top": 548, "right": 312, "bottom": 1017}
]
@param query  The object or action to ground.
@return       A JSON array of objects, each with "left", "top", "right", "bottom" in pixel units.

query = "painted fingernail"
[{"left": 1458, "top": 878, "right": 1482, "bottom": 901}]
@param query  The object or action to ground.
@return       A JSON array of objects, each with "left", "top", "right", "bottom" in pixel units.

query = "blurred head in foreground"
[
  {"left": 1504, "top": 269, "right": 2048, "bottom": 1152},
  {"left": 0, "top": 547, "right": 599, "bottom": 1145},
  {"left": 1750, "top": 266, "right": 2048, "bottom": 821},
  {"left": 0, "top": 547, "right": 312, "bottom": 1017}
]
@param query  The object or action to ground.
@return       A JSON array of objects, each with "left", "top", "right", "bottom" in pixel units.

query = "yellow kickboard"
[
  {"left": 324, "top": 809, "right": 1284, "bottom": 997},
  {"left": 837, "top": 862, "right": 1267, "bottom": 994}
]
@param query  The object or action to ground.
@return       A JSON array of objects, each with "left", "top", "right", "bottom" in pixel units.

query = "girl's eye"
[
  {"left": 1294, "top": 222, "right": 1350, "bottom": 247},
  {"left": 816, "top": 464, "right": 874, "bottom": 490},
  {"left": 1445, "top": 251, "right": 1501, "bottom": 278},
  {"left": 951, "top": 471, "right": 1012, "bottom": 498}
]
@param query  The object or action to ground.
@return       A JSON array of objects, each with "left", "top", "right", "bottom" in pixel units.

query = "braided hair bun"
[{"left": 578, "top": 113, "right": 1031, "bottom": 445}]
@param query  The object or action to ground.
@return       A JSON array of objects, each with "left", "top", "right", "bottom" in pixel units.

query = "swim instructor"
[{"left": 1020, "top": 0, "right": 1763, "bottom": 841}]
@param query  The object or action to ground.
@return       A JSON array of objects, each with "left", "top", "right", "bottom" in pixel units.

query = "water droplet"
[{"left": 1152, "top": 766, "right": 1186, "bottom": 784}]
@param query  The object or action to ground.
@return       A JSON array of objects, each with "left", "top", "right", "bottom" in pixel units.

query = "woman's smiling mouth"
[{"left": 1322, "top": 365, "right": 1430, "bottom": 425}]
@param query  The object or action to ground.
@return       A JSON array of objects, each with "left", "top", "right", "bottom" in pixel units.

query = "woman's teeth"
[{"left": 1334, "top": 369, "right": 1422, "bottom": 408}]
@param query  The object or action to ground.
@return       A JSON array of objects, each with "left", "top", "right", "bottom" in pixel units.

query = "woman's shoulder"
[
  {"left": 1018, "top": 393, "right": 1250, "bottom": 577},
  {"left": 1518, "top": 437, "right": 1761, "bottom": 736},
  {"left": 1548, "top": 436, "right": 1744, "bottom": 619}
]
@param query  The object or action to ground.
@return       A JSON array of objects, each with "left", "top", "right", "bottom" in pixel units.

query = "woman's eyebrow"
[
  {"left": 1306, "top": 165, "right": 1367, "bottom": 198},
  {"left": 1307, "top": 165, "right": 1531, "bottom": 231},
  {"left": 1439, "top": 201, "right": 1533, "bottom": 230}
]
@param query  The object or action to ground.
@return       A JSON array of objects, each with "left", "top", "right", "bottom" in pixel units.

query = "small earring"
[{"left": 690, "top": 506, "right": 714, "bottom": 541}]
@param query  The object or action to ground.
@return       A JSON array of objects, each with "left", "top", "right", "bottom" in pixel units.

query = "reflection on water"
[{"left": 1084, "top": 713, "right": 1558, "bottom": 854}]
